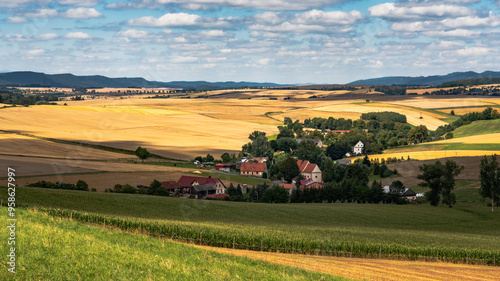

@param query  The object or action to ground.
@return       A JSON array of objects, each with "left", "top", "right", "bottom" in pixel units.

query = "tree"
[
  {"left": 220, "top": 152, "right": 232, "bottom": 163},
  {"left": 295, "top": 140, "right": 324, "bottom": 167},
  {"left": 261, "top": 185, "right": 289, "bottom": 203},
  {"left": 249, "top": 130, "right": 266, "bottom": 141},
  {"left": 445, "top": 132, "right": 454, "bottom": 139},
  {"left": 277, "top": 127, "right": 295, "bottom": 139},
  {"left": 147, "top": 180, "right": 168, "bottom": 196},
  {"left": 322, "top": 157, "right": 335, "bottom": 183},
  {"left": 279, "top": 156, "right": 300, "bottom": 183},
  {"left": 418, "top": 160, "right": 463, "bottom": 207},
  {"left": 76, "top": 180, "right": 89, "bottom": 191},
  {"left": 479, "top": 154, "right": 500, "bottom": 212},
  {"left": 326, "top": 143, "right": 347, "bottom": 160},
  {"left": 407, "top": 125, "right": 428, "bottom": 144},
  {"left": 135, "top": 147, "right": 151, "bottom": 162},
  {"left": 450, "top": 110, "right": 455, "bottom": 116},
  {"left": 204, "top": 154, "right": 215, "bottom": 163}
]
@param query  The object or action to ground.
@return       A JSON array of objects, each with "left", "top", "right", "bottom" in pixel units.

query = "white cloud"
[
  {"left": 64, "top": 32, "right": 92, "bottom": 39},
  {"left": 292, "top": 10, "right": 364, "bottom": 25},
  {"left": 441, "top": 47, "right": 490, "bottom": 57},
  {"left": 26, "top": 49, "right": 45, "bottom": 56},
  {"left": 6, "top": 17, "right": 27, "bottom": 24},
  {"left": 369, "top": 2, "right": 472, "bottom": 20},
  {"left": 0, "top": 0, "right": 50, "bottom": 8},
  {"left": 206, "top": 57, "right": 226, "bottom": 62},
  {"left": 254, "top": 12, "right": 283, "bottom": 25},
  {"left": 428, "top": 41, "right": 464, "bottom": 50},
  {"left": 173, "top": 36, "right": 188, "bottom": 43},
  {"left": 198, "top": 30, "right": 227, "bottom": 38},
  {"left": 58, "top": 0, "right": 100, "bottom": 7},
  {"left": 258, "top": 58, "right": 274, "bottom": 65},
  {"left": 127, "top": 12, "right": 230, "bottom": 28},
  {"left": 39, "top": 33, "right": 58, "bottom": 40},
  {"left": 171, "top": 56, "right": 199, "bottom": 63},
  {"left": 61, "top": 8, "right": 102, "bottom": 19},
  {"left": 250, "top": 31, "right": 289, "bottom": 39},
  {"left": 25, "top": 9, "right": 58, "bottom": 18},
  {"left": 115, "top": 29, "right": 150, "bottom": 39},
  {"left": 109, "top": 0, "right": 347, "bottom": 11},
  {"left": 423, "top": 29, "right": 480, "bottom": 38}
]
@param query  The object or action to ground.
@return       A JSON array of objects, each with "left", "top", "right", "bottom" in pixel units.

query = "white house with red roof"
[{"left": 297, "top": 159, "right": 322, "bottom": 183}]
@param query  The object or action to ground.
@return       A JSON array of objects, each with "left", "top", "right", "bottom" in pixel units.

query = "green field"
[
  {"left": 0, "top": 208, "right": 346, "bottom": 281},
  {"left": 453, "top": 119, "right": 500, "bottom": 138},
  {"left": 3, "top": 186, "right": 500, "bottom": 265}
]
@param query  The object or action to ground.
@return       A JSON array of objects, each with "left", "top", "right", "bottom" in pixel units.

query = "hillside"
[
  {"left": 0, "top": 71, "right": 285, "bottom": 90},
  {"left": 349, "top": 71, "right": 500, "bottom": 86}
]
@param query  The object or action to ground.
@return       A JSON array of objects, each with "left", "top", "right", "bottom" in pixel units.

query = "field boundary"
[{"left": 29, "top": 206, "right": 499, "bottom": 267}]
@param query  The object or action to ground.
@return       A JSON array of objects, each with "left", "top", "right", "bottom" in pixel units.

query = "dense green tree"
[
  {"left": 122, "top": 184, "right": 137, "bottom": 194},
  {"left": 479, "top": 154, "right": 500, "bottom": 212},
  {"left": 322, "top": 157, "right": 335, "bottom": 183},
  {"left": 76, "top": 180, "right": 89, "bottom": 191},
  {"left": 249, "top": 130, "right": 267, "bottom": 141},
  {"left": 277, "top": 127, "right": 295, "bottom": 139},
  {"left": 221, "top": 152, "right": 232, "bottom": 163},
  {"left": 204, "top": 154, "right": 215, "bottom": 162},
  {"left": 276, "top": 137, "right": 298, "bottom": 152},
  {"left": 147, "top": 180, "right": 168, "bottom": 196},
  {"left": 295, "top": 140, "right": 325, "bottom": 167},
  {"left": 418, "top": 160, "right": 463, "bottom": 207},
  {"left": 279, "top": 156, "right": 300, "bottom": 183},
  {"left": 407, "top": 125, "right": 428, "bottom": 144},
  {"left": 326, "top": 143, "right": 347, "bottom": 160},
  {"left": 261, "top": 185, "right": 289, "bottom": 203},
  {"left": 135, "top": 147, "right": 151, "bottom": 162},
  {"left": 290, "top": 181, "right": 303, "bottom": 203}
]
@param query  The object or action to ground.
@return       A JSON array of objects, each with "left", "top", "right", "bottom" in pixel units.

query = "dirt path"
[{"left": 188, "top": 244, "right": 500, "bottom": 281}]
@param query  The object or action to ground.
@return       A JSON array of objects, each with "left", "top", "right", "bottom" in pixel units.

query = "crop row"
[{"left": 38, "top": 207, "right": 499, "bottom": 266}]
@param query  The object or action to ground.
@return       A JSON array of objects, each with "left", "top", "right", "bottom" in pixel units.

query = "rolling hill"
[
  {"left": 0, "top": 71, "right": 285, "bottom": 90},
  {"left": 349, "top": 71, "right": 500, "bottom": 86}
]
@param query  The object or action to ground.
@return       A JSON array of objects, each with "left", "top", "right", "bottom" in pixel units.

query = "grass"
[
  {"left": 0, "top": 208, "right": 346, "bottom": 281},
  {"left": 3, "top": 186, "right": 500, "bottom": 265},
  {"left": 453, "top": 119, "right": 500, "bottom": 138}
]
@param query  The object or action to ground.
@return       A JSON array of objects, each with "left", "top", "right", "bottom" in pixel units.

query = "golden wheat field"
[
  {"left": 190, "top": 243, "right": 500, "bottom": 281},
  {"left": 360, "top": 150, "right": 500, "bottom": 161},
  {"left": 437, "top": 107, "right": 500, "bottom": 115},
  {"left": 2, "top": 90, "right": 500, "bottom": 162},
  {"left": 0, "top": 132, "right": 134, "bottom": 160}
]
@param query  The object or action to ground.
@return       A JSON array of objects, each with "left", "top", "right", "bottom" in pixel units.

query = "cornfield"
[{"left": 40, "top": 207, "right": 499, "bottom": 266}]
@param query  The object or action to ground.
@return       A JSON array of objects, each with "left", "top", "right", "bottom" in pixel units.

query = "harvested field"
[
  {"left": 0, "top": 132, "right": 133, "bottom": 160},
  {"left": 0, "top": 105, "right": 278, "bottom": 159},
  {"left": 387, "top": 97, "right": 497, "bottom": 109},
  {"left": 362, "top": 150, "right": 500, "bottom": 161},
  {"left": 433, "top": 133, "right": 500, "bottom": 144},
  {"left": 313, "top": 102, "right": 448, "bottom": 130},
  {"left": 191, "top": 243, "right": 500, "bottom": 281},
  {"left": 0, "top": 155, "right": 191, "bottom": 177}
]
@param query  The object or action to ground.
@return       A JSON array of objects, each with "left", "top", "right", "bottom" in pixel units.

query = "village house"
[
  {"left": 161, "top": 181, "right": 178, "bottom": 193},
  {"left": 191, "top": 183, "right": 216, "bottom": 199},
  {"left": 353, "top": 140, "right": 366, "bottom": 155},
  {"left": 240, "top": 162, "right": 267, "bottom": 177},
  {"left": 297, "top": 159, "right": 322, "bottom": 183},
  {"left": 177, "top": 175, "right": 226, "bottom": 195},
  {"left": 382, "top": 186, "right": 417, "bottom": 202},
  {"left": 215, "top": 163, "right": 233, "bottom": 172}
]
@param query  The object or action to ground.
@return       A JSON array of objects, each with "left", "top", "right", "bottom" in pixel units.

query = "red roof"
[
  {"left": 300, "top": 179, "right": 324, "bottom": 189},
  {"left": 215, "top": 163, "right": 233, "bottom": 168},
  {"left": 278, "top": 183, "right": 295, "bottom": 190},
  {"left": 177, "top": 176, "right": 219, "bottom": 188},
  {"left": 206, "top": 193, "right": 230, "bottom": 199},
  {"left": 161, "top": 181, "right": 178, "bottom": 190},
  {"left": 297, "top": 160, "right": 318, "bottom": 173},
  {"left": 240, "top": 162, "right": 266, "bottom": 172},
  {"left": 330, "top": 130, "right": 350, "bottom": 133}
]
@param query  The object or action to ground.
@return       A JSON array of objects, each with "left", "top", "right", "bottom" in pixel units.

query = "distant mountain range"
[
  {"left": 0, "top": 71, "right": 285, "bottom": 90},
  {"left": 348, "top": 71, "right": 500, "bottom": 86}
]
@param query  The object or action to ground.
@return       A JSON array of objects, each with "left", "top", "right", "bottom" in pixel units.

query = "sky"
[{"left": 1, "top": 0, "right": 499, "bottom": 84}]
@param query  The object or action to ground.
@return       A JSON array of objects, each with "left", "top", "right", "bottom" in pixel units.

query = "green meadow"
[
  {"left": 0, "top": 208, "right": 346, "bottom": 281},
  {"left": 2, "top": 186, "right": 500, "bottom": 265}
]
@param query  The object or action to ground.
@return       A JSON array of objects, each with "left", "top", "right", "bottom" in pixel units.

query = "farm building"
[
  {"left": 177, "top": 175, "right": 226, "bottom": 195},
  {"left": 240, "top": 162, "right": 267, "bottom": 177},
  {"left": 252, "top": 157, "right": 268, "bottom": 163},
  {"left": 161, "top": 181, "right": 178, "bottom": 192},
  {"left": 336, "top": 159, "right": 351, "bottom": 165},
  {"left": 277, "top": 183, "right": 295, "bottom": 195},
  {"left": 215, "top": 163, "right": 233, "bottom": 172},
  {"left": 191, "top": 184, "right": 216, "bottom": 199},
  {"left": 299, "top": 179, "right": 324, "bottom": 189},
  {"left": 382, "top": 186, "right": 417, "bottom": 202},
  {"left": 296, "top": 138, "right": 323, "bottom": 148},
  {"left": 297, "top": 159, "right": 322, "bottom": 183}
]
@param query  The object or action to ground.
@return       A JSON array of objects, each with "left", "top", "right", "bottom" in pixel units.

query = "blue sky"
[{"left": 1, "top": 0, "right": 499, "bottom": 84}]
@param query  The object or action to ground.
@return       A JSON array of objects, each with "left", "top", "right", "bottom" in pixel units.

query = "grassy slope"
[
  {"left": 3, "top": 186, "right": 500, "bottom": 259},
  {"left": 0, "top": 208, "right": 346, "bottom": 281},
  {"left": 453, "top": 119, "right": 500, "bottom": 138}
]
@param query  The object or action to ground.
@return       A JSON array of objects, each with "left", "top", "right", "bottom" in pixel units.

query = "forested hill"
[
  {"left": 349, "top": 71, "right": 500, "bottom": 86},
  {"left": 0, "top": 71, "right": 285, "bottom": 90}
]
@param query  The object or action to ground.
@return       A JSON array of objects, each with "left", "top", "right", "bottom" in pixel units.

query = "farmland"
[
  {"left": 3, "top": 186, "right": 500, "bottom": 266},
  {"left": 0, "top": 208, "right": 344, "bottom": 281}
]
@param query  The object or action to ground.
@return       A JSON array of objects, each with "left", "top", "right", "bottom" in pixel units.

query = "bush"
[{"left": 90, "top": 188, "right": 97, "bottom": 192}]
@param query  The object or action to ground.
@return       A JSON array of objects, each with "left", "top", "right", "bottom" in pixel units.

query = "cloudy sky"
[{"left": 1, "top": 0, "right": 499, "bottom": 84}]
